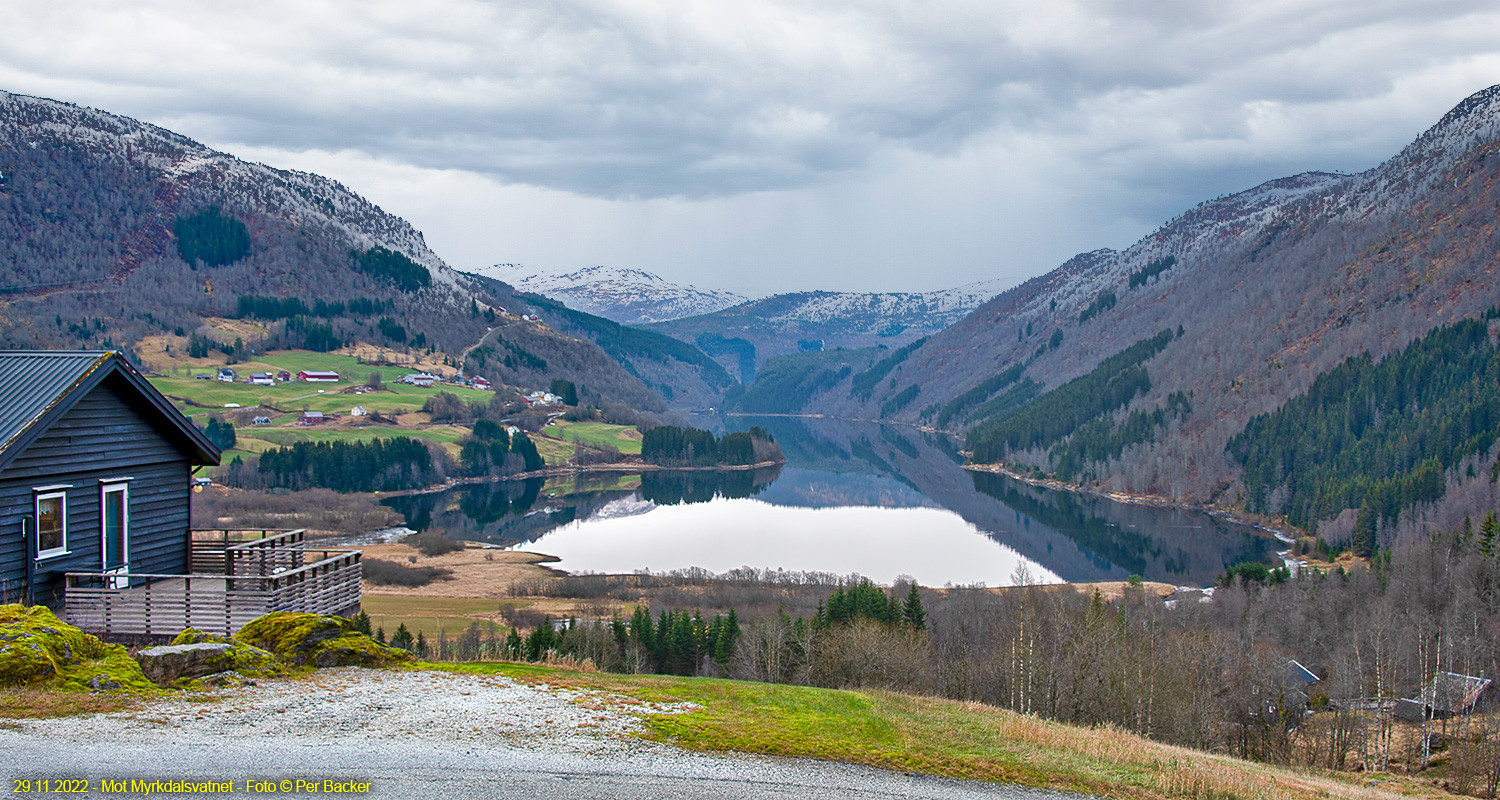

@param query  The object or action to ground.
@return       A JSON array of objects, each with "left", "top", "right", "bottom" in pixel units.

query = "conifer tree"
[
  {"left": 511, "top": 433, "right": 545, "bottom": 472},
  {"left": 903, "top": 584, "right": 926, "bottom": 630},
  {"left": 391, "top": 623, "right": 414, "bottom": 650},
  {"left": 714, "top": 608, "right": 740, "bottom": 663}
]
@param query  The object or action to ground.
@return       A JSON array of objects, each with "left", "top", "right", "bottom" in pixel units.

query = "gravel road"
[{"left": 2, "top": 669, "right": 1097, "bottom": 799}]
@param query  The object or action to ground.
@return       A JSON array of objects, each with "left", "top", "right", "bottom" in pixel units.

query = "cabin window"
[
  {"left": 35, "top": 491, "right": 67, "bottom": 558},
  {"left": 101, "top": 483, "right": 129, "bottom": 572}
]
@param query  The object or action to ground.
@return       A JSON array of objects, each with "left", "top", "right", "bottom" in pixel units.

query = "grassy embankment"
[
  {"left": 1, "top": 653, "right": 1427, "bottom": 799},
  {"left": 433, "top": 661, "right": 1425, "bottom": 800}
]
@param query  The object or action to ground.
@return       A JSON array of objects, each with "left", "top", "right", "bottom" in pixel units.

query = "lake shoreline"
[
  {"left": 963, "top": 462, "right": 1300, "bottom": 545},
  {"left": 380, "top": 458, "right": 786, "bottom": 497}
]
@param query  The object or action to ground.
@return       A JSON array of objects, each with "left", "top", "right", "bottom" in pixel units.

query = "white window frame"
[
  {"left": 100, "top": 480, "right": 131, "bottom": 575},
  {"left": 34, "top": 490, "right": 69, "bottom": 560}
]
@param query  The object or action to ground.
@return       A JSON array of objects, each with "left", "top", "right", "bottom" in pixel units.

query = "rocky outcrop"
[
  {"left": 170, "top": 628, "right": 283, "bottom": 676},
  {"left": 134, "top": 643, "right": 236, "bottom": 686},
  {"left": 0, "top": 604, "right": 156, "bottom": 693},
  {"left": 235, "top": 613, "right": 412, "bottom": 668}
]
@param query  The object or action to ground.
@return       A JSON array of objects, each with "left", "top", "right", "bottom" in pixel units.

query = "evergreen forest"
[
  {"left": 640, "top": 425, "right": 781, "bottom": 467},
  {"left": 239, "top": 438, "right": 441, "bottom": 493},
  {"left": 174, "top": 206, "right": 250, "bottom": 268},
  {"left": 1229, "top": 312, "right": 1500, "bottom": 549}
]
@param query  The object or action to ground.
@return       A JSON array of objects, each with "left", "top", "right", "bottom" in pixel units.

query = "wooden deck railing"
[
  {"left": 64, "top": 534, "right": 362, "bottom": 637},
  {"left": 189, "top": 528, "right": 306, "bottom": 575}
]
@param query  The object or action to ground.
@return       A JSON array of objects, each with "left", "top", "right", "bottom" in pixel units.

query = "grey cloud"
[{"left": 2, "top": 0, "right": 1498, "bottom": 203}]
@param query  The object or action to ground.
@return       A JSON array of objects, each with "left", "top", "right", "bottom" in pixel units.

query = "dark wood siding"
[{"left": 0, "top": 382, "right": 195, "bottom": 606}]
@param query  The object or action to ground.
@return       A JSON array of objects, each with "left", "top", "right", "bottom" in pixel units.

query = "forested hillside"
[
  {"left": 0, "top": 90, "right": 671, "bottom": 413},
  {"left": 515, "top": 290, "right": 734, "bottom": 409},
  {"left": 735, "top": 84, "right": 1500, "bottom": 550}
]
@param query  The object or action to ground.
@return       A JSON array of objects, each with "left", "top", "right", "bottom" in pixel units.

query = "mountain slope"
[
  {"left": 0, "top": 90, "right": 667, "bottom": 411},
  {"left": 646, "top": 278, "right": 1015, "bottom": 381},
  {"left": 507, "top": 289, "right": 736, "bottom": 409},
  {"left": 480, "top": 264, "right": 750, "bottom": 324},
  {"left": 772, "top": 84, "right": 1500, "bottom": 546}
]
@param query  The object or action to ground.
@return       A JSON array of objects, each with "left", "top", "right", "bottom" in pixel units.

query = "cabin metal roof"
[
  {"left": 0, "top": 350, "right": 221, "bottom": 472},
  {"left": 1416, "top": 672, "right": 1493, "bottom": 714}
]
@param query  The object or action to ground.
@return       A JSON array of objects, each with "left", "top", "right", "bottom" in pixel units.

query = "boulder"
[
  {"left": 134, "top": 643, "right": 235, "bottom": 686},
  {"left": 0, "top": 604, "right": 156, "bottom": 693},
  {"left": 236, "top": 612, "right": 412, "bottom": 668},
  {"left": 170, "top": 628, "right": 283, "bottom": 677}
]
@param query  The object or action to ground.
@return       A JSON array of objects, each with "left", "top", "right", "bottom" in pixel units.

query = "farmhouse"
[
  {"left": 300, "top": 410, "right": 326, "bottom": 425},
  {"left": 216, "top": 367, "right": 235, "bottom": 382},
  {"left": 0, "top": 350, "right": 362, "bottom": 636},
  {"left": 249, "top": 372, "right": 275, "bottom": 386},
  {"left": 1395, "top": 672, "right": 1497, "bottom": 722},
  {"left": 297, "top": 370, "right": 340, "bottom": 382}
]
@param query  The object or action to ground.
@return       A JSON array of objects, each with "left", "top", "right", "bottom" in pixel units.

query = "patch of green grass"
[
  {"left": 550, "top": 421, "right": 643, "bottom": 455},
  {"left": 425, "top": 662, "right": 1400, "bottom": 800},
  {"left": 529, "top": 432, "right": 576, "bottom": 466},
  {"left": 362, "top": 596, "right": 518, "bottom": 641},
  {"left": 248, "top": 426, "right": 467, "bottom": 448}
]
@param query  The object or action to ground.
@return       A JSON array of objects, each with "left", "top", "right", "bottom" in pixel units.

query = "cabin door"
[{"left": 101, "top": 483, "right": 129, "bottom": 589}]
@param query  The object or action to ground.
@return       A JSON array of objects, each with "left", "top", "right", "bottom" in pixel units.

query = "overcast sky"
[{"left": 4, "top": 1, "right": 1499, "bottom": 296}]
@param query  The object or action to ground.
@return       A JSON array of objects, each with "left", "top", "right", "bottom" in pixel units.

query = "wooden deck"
[{"left": 63, "top": 529, "right": 363, "bottom": 636}]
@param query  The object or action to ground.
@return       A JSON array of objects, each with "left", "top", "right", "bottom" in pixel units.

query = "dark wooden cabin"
[
  {"left": 0, "top": 351, "right": 219, "bottom": 606},
  {"left": 0, "top": 351, "right": 363, "bottom": 636}
]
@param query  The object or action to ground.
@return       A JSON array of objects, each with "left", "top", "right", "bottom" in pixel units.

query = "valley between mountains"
[
  {"left": 11, "top": 85, "right": 1500, "bottom": 550},
  {"left": 10, "top": 82, "right": 1500, "bottom": 799}
]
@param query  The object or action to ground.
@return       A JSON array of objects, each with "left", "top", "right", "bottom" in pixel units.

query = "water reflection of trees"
[
  {"left": 640, "top": 466, "right": 781, "bottom": 506},
  {"left": 380, "top": 467, "right": 781, "bottom": 547},
  {"left": 458, "top": 478, "right": 544, "bottom": 525},
  {"left": 382, "top": 478, "right": 545, "bottom": 531},
  {"left": 969, "top": 471, "right": 1278, "bottom": 583}
]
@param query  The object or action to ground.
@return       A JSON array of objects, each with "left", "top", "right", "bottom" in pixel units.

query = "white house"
[
  {"left": 249, "top": 372, "right": 275, "bottom": 386},
  {"left": 350, "top": 406, "right": 369, "bottom": 417}
]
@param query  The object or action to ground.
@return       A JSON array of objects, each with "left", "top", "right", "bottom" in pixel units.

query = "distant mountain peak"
[{"left": 472, "top": 264, "right": 752, "bottom": 324}]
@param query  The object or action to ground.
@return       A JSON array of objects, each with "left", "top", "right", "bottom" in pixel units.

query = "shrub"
[
  {"left": 362, "top": 559, "right": 454, "bottom": 587},
  {"left": 404, "top": 530, "right": 465, "bottom": 557}
]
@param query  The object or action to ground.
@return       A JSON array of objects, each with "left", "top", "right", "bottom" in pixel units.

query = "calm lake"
[{"left": 381, "top": 417, "right": 1282, "bottom": 588}]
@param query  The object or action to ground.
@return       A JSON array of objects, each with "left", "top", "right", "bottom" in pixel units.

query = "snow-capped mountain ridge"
[{"left": 479, "top": 264, "right": 751, "bottom": 324}]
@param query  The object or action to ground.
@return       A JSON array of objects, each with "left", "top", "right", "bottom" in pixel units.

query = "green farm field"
[{"left": 545, "top": 420, "right": 644, "bottom": 455}]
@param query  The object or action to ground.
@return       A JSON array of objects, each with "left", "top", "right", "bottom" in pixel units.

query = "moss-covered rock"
[
  {"left": 235, "top": 613, "right": 411, "bottom": 669},
  {"left": 170, "top": 628, "right": 284, "bottom": 677},
  {"left": 0, "top": 604, "right": 157, "bottom": 693}
]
